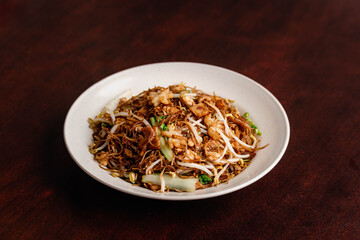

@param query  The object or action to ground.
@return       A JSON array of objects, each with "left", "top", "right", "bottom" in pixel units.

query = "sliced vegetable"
[
  {"left": 160, "top": 136, "right": 173, "bottom": 161},
  {"left": 150, "top": 117, "right": 156, "bottom": 126},
  {"left": 142, "top": 174, "right": 198, "bottom": 192},
  {"left": 159, "top": 172, "right": 166, "bottom": 192},
  {"left": 198, "top": 174, "right": 213, "bottom": 184},
  {"left": 148, "top": 118, "right": 174, "bottom": 161}
]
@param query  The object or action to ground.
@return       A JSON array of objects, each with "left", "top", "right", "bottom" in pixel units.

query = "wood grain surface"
[{"left": 1, "top": 0, "right": 359, "bottom": 239}]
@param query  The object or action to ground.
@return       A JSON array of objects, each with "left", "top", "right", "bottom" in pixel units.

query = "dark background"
[{"left": 1, "top": 0, "right": 359, "bottom": 239}]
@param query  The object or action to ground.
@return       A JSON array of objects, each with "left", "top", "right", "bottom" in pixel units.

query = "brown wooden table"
[{"left": 1, "top": 0, "right": 359, "bottom": 239}]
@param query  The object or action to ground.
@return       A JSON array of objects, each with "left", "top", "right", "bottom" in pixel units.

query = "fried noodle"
[{"left": 88, "top": 84, "right": 265, "bottom": 192}]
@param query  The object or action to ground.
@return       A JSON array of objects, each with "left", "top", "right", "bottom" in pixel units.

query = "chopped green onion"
[
  {"left": 158, "top": 115, "right": 167, "bottom": 122},
  {"left": 150, "top": 117, "right": 156, "bottom": 126},
  {"left": 160, "top": 123, "right": 169, "bottom": 131},
  {"left": 255, "top": 129, "right": 262, "bottom": 136},
  {"left": 198, "top": 174, "right": 212, "bottom": 184},
  {"left": 244, "top": 113, "right": 262, "bottom": 136},
  {"left": 250, "top": 123, "right": 262, "bottom": 135}
]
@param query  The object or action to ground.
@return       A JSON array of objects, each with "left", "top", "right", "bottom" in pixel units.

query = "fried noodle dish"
[{"left": 88, "top": 84, "right": 265, "bottom": 192}]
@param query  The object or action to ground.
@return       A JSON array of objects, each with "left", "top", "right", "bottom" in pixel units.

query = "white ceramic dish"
[{"left": 64, "top": 62, "right": 290, "bottom": 200}]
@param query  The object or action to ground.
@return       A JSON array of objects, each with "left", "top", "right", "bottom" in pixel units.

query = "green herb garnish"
[
  {"left": 243, "top": 112, "right": 262, "bottom": 135},
  {"left": 160, "top": 123, "right": 169, "bottom": 131},
  {"left": 198, "top": 174, "right": 212, "bottom": 184}
]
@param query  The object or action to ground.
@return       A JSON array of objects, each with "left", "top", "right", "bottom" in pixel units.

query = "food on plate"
[{"left": 88, "top": 84, "right": 265, "bottom": 192}]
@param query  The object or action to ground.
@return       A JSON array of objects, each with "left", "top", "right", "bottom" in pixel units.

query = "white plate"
[{"left": 64, "top": 62, "right": 290, "bottom": 200}]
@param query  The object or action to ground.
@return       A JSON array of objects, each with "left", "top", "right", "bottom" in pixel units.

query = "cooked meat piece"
[
  {"left": 151, "top": 88, "right": 173, "bottom": 106},
  {"left": 189, "top": 103, "right": 209, "bottom": 117},
  {"left": 180, "top": 95, "right": 195, "bottom": 107}
]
